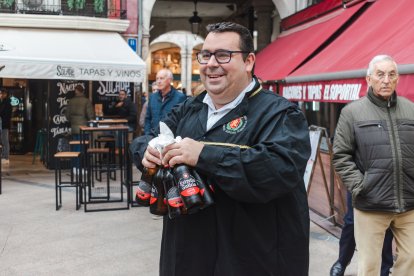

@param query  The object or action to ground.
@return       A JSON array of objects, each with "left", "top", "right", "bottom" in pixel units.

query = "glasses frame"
[
  {"left": 371, "top": 72, "right": 399, "bottom": 81},
  {"left": 196, "top": 50, "right": 250, "bottom": 64}
]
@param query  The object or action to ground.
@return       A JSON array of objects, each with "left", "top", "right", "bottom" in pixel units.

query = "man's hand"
[
  {"left": 115, "top": 102, "right": 124, "bottom": 108},
  {"left": 162, "top": 138, "right": 204, "bottom": 167},
  {"left": 142, "top": 145, "right": 162, "bottom": 168}
]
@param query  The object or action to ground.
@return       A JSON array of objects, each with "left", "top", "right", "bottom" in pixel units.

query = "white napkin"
[{"left": 148, "top": 122, "right": 182, "bottom": 156}]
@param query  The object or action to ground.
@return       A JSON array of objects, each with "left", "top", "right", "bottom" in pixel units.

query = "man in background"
[
  {"left": 65, "top": 84, "right": 94, "bottom": 172},
  {"left": 144, "top": 68, "right": 186, "bottom": 135},
  {"left": 0, "top": 88, "right": 12, "bottom": 166},
  {"left": 108, "top": 89, "right": 137, "bottom": 132}
]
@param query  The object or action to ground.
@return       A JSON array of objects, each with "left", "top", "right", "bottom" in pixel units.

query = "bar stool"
[
  {"left": 94, "top": 136, "right": 116, "bottom": 181},
  {"left": 86, "top": 148, "right": 111, "bottom": 200},
  {"left": 54, "top": 151, "right": 81, "bottom": 210}
]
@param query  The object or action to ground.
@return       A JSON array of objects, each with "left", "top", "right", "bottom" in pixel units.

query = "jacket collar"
[
  {"left": 157, "top": 86, "right": 176, "bottom": 100},
  {"left": 367, "top": 86, "right": 397, "bottom": 108}
]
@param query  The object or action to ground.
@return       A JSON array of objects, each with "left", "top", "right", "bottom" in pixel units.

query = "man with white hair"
[
  {"left": 144, "top": 68, "right": 186, "bottom": 135},
  {"left": 333, "top": 54, "right": 414, "bottom": 275}
]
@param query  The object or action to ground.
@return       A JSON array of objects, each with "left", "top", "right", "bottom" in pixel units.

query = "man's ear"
[{"left": 245, "top": 53, "right": 256, "bottom": 73}]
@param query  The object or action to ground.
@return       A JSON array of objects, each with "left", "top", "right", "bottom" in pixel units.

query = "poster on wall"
[
  {"left": 92, "top": 81, "right": 134, "bottom": 115},
  {"left": 47, "top": 80, "right": 88, "bottom": 168}
]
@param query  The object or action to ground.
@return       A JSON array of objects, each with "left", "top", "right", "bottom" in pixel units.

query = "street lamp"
[{"left": 189, "top": 0, "right": 202, "bottom": 36}]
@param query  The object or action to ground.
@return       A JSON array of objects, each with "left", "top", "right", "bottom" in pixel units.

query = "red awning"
[
  {"left": 286, "top": 0, "right": 414, "bottom": 101},
  {"left": 255, "top": 1, "right": 366, "bottom": 82}
]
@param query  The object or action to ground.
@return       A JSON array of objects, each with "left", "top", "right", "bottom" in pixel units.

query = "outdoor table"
[{"left": 79, "top": 124, "right": 130, "bottom": 212}]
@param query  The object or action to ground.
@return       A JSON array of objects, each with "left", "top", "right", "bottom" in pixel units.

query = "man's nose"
[{"left": 206, "top": 55, "right": 219, "bottom": 66}]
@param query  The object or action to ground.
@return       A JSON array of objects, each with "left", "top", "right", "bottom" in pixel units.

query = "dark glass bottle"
[
  {"left": 164, "top": 167, "right": 183, "bottom": 219},
  {"left": 149, "top": 167, "right": 168, "bottom": 215},
  {"left": 191, "top": 169, "right": 214, "bottom": 209},
  {"left": 173, "top": 165, "right": 203, "bottom": 212},
  {"left": 135, "top": 167, "right": 157, "bottom": 206}
]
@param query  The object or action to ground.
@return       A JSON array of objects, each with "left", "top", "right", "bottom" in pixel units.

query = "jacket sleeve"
[
  {"left": 126, "top": 101, "right": 137, "bottom": 123},
  {"left": 129, "top": 134, "right": 154, "bottom": 171},
  {"left": 195, "top": 107, "right": 311, "bottom": 204},
  {"left": 139, "top": 102, "right": 147, "bottom": 128},
  {"left": 332, "top": 107, "right": 363, "bottom": 192}
]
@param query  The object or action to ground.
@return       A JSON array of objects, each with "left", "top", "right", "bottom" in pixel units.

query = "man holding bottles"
[{"left": 131, "top": 22, "right": 311, "bottom": 276}]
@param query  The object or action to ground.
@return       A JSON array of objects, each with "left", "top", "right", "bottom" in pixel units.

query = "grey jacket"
[
  {"left": 65, "top": 95, "right": 94, "bottom": 134},
  {"left": 333, "top": 88, "right": 414, "bottom": 213}
]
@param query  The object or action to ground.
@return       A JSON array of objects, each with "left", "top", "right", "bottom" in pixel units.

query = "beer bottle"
[
  {"left": 149, "top": 167, "right": 168, "bottom": 216},
  {"left": 191, "top": 169, "right": 214, "bottom": 209},
  {"left": 135, "top": 167, "right": 157, "bottom": 206},
  {"left": 164, "top": 167, "right": 183, "bottom": 219},
  {"left": 173, "top": 164, "right": 203, "bottom": 212}
]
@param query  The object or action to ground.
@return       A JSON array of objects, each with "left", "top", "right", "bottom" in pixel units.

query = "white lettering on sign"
[
  {"left": 51, "top": 126, "right": 71, "bottom": 138},
  {"left": 77, "top": 68, "right": 143, "bottom": 79},
  {"left": 282, "top": 85, "right": 302, "bottom": 100},
  {"left": 307, "top": 85, "right": 322, "bottom": 100},
  {"left": 284, "top": 83, "right": 362, "bottom": 102},
  {"left": 96, "top": 81, "right": 131, "bottom": 96},
  {"left": 324, "top": 83, "right": 361, "bottom": 101},
  {"left": 53, "top": 114, "right": 68, "bottom": 125}
]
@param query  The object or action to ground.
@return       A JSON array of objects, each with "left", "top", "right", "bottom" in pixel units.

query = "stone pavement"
[{"left": 0, "top": 155, "right": 357, "bottom": 276}]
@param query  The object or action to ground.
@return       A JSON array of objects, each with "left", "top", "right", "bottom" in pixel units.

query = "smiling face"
[
  {"left": 366, "top": 59, "right": 399, "bottom": 101},
  {"left": 200, "top": 32, "right": 255, "bottom": 109}
]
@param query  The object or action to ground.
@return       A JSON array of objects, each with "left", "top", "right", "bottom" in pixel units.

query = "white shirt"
[{"left": 203, "top": 79, "right": 256, "bottom": 131}]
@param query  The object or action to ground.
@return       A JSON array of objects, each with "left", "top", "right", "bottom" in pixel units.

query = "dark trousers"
[{"left": 338, "top": 192, "right": 393, "bottom": 276}]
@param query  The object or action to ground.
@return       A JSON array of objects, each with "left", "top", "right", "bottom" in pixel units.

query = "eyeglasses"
[
  {"left": 372, "top": 72, "right": 399, "bottom": 81},
  {"left": 196, "top": 50, "right": 249, "bottom": 64}
]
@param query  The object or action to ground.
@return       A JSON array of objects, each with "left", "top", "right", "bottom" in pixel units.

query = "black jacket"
[
  {"left": 109, "top": 98, "right": 137, "bottom": 130},
  {"left": 131, "top": 80, "right": 311, "bottom": 276},
  {"left": 0, "top": 98, "right": 12, "bottom": 129}
]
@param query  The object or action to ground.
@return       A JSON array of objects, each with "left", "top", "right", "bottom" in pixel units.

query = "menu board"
[
  {"left": 47, "top": 80, "right": 88, "bottom": 168},
  {"left": 303, "top": 129, "right": 322, "bottom": 191}
]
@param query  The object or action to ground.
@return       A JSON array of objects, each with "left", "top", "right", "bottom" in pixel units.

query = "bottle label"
[
  {"left": 177, "top": 172, "right": 200, "bottom": 197},
  {"left": 136, "top": 181, "right": 151, "bottom": 200},
  {"left": 167, "top": 187, "right": 184, "bottom": 207}
]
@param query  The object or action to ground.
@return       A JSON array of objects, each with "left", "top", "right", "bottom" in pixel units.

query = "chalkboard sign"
[
  {"left": 92, "top": 81, "right": 133, "bottom": 115},
  {"left": 47, "top": 80, "right": 88, "bottom": 169},
  {"left": 304, "top": 129, "right": 322, "bottom": 191}
]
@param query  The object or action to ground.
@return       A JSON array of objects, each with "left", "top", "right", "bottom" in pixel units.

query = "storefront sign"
[
  {"left": 92, "top": 81, "right": 134, "bottom": 115},
  {"left": 281, "top": 78, "right": 367, "bottom": 103},
  {"left": 54, "top": 64, "right": 143, "bottom": 82}
]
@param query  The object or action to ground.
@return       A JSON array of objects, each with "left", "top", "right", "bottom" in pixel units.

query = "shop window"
[{"left": 301, "top": 101, "right": 345, "bottom": 140}]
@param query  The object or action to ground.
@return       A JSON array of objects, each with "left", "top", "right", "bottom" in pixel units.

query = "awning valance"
[
  {"left": 285, "top": 0, "right": 414, "bottom": 102},
  {"left": 0, "top": 27, "right": 146, "bottom": 82}
]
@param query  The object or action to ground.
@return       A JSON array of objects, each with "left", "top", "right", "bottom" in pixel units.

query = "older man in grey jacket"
[{"left": 333, "top": 55, "right": 414, "bottom": 276}]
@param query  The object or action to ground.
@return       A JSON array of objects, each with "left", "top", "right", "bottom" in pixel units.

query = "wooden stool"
[{"left": 54, "top": 151, "right": 81, "bottom": 210}]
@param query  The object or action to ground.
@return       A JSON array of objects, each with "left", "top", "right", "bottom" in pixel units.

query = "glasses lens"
[
  {"left": 198, "top": 51, "right": 211, "bottom": 64},
  {"left": 215, "top": 51, "right": 231, "bottom": 63}
]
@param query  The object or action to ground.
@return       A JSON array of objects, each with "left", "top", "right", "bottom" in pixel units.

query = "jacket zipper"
[{"left": 387, "top": 103, "right": 403, "bottom": 212}]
